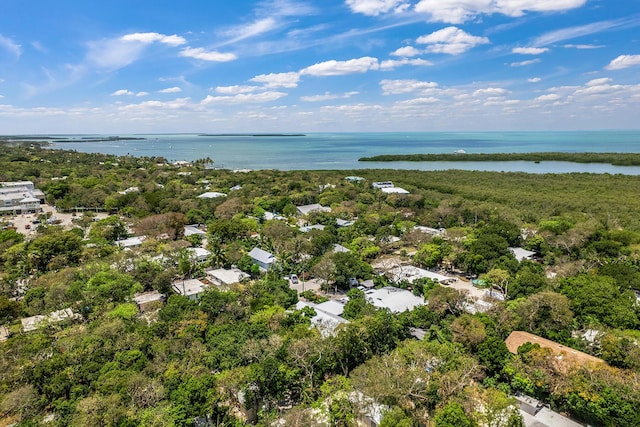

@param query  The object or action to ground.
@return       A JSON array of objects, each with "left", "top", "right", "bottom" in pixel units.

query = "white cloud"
[
  {"left": 346, "top": 0, "right": 410, "bottom": 16},
  {"left": 250, "top": 72, "right": 300, "bottom": 88},
  {"left": 380, "top": 79, "right": 439, "bottom": 95},
  {"left": 380, "top": 58, "right": 432, "bottom": 70},
  {"left": 201, "top": 91, "right": 287, "bottom": 104},
  {"left": 586, "top": 78, "right": 611, "bottom": 87},
  {"left": 300, "top": 57, "right": 379, "bottom": 76},
  {"left": 111, "top": 89, "right": 134, "bottom": 96},
  {"left": 414, "top": 0, "right": 586, "bottom": 24},
  {"left": 219, "top": 17, "right": 280, "bottom": 45},
  {"left": 215, "top": 85, "right": 260, "bottom": 94},
  {"left": 179, "top": 47, "right": 237, "bottom": 62},
  {"left": 533, "top": 17, "right": 634, "bottom": 47},
  {"left": 510, "top": 59, "right": 540, "bottom": 67},
  {"left": 417, "top": 27, "right": 489, "bottom": 55},
  {"left": 136, "top": 92, "right": 149, "bottom": 97},
  {"left": 158, "top": 86, "right": 182, "bottom": 94},
  {"left": 606, "top": 54, "right": 640, "bottom": 70},
  {"left": 528, "top": 77, "right": 541, "bottom": 83},
  {"left": 120, "top": 32, "right": 186, "bottom": 46},
  {"left": 0, "top": 34, "right": 21, "bottom": 57},
  {"left": 563, "top": 44, "right": 604, "bottom": 49},
  {"left": 512, "top": 47, "right": 549, "bottom": 55},
  {"left": 391, "top": 46, "right": 422, "bottom": 57},
  {"left": 536, "top": 94, "right": 561, "bottom": 101},
  {"left": 301, "top": 91, "right": 359, "bottom": 102},
  {"left": 119, "top": 97, "right": 192, "bottom": 111},
  {"left": 87, "top": 32, "right": 186, "bottom": 70},
  {"left": 473, "top": 87, "right": 509, "bottom": 97},
  {"left": 394, "top": 97, "right": 439, "bottom": 105}
]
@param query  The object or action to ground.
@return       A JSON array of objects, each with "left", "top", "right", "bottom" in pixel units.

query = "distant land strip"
[
  {"left": 359, "top": 152, "right": 640, "bottom": 166},
  {"left": 198, "top": 133, "right": 306, "bottom": 137}
]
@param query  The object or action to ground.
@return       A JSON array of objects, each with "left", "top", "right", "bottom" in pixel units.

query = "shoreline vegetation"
[
  {"left": 359, "top": 152, "right": 640, "bottom": 166},
  {"left": 0, "top": 136, "right": 146, "bottom": 145}
]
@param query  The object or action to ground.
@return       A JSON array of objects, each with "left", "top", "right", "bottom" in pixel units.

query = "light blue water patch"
[{"left": 47, "top": 131, "right": 640, "bottom": 174}]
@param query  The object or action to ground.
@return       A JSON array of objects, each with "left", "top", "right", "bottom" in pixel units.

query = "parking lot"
[{"left": 5, "top": 205, "right": 108, "bottom": 236}]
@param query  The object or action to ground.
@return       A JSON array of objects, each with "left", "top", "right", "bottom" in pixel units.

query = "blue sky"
[{"left": 0, "top": 0, "right": 639, "bottom": 133}]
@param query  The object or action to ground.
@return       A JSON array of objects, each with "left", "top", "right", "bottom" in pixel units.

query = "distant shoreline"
[
  {"left": 359, "top": 152, "right": 640, "bottom": 166},
  {"left": 198, "top": 133, "right": 306, "bottom": 137}
]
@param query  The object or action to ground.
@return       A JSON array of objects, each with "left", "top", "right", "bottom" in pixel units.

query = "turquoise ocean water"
[{"left": 49, "top": 131, "right": 640, "bottom": 174}]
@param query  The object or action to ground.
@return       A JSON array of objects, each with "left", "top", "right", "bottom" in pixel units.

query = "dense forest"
[{"left": 1, "top": 143, "right": 639, "bottom": 426}]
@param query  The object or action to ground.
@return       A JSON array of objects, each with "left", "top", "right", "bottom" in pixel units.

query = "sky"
[{"left": 0, "top": 0, "right": 639, "bottom": 133}]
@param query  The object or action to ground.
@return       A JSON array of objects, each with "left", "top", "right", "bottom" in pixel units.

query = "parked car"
[
  {"left": 24, "top": 224, "right": 31, "bottom": 229},
  {"left": 290, "top": 274, "right": 299, "bottom": 284}
]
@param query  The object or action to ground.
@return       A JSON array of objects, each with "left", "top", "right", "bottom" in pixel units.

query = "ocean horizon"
[{"left": 45, "top": 130, "right": 640, "bottom": 174}]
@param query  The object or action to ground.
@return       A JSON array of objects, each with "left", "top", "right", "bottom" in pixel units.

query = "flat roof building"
[
  {"left": 172, "top": 278, "right": 209, "bottom": 300},
  {"left": 365, "top": 286, "right": 425, "bottom": 313}
]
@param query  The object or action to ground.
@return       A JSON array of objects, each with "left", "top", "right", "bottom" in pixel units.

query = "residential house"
[
  {"left": 296, "top": 300, "right": 348, "bottom": 337},
  {"left": 388, "top": 265, "right": 452, "bottom": 284},
  {"left": 184, "top": 224, "right": 207, "bottom": 238},
  {"left": 207, "top": 268, "right": 250, "bottom": 289},
  {"left": 263, "top": 211, "right": 286, "bottom": 221},
  {"left": 515, "top": 394, "right": 584, "bottom": 427},
  {"left": 115, "top": 236, "right": 145, "bottom": 249},
  {"left": 188, "top": 247, "right": 211, "bottom": 263},
  {"left": 345, "top": 176, "right": 365, "bottom": 183},
  {"left": 413, "top": 225, "right": 446, "bottom": 236},
  {"left": 333, "top": 244, "right": 350, "bottom": 253},
  {"left": 21, "top": 309, "right": 79, "bottom": 332},
  {"left": 197, "top": 191, "right": 227, "bottom": 199},
  {"left": 336, "top": 218, "right": 355, "bottom": 227},
  {"left": 248, "top": 247, "right": 276, "bottom": 271},
  {"left": 133, "top": 291, "right": 166, "bottom": 312},
  {"left": 172, "top": 278, "right": 209, "bottom": 300},
  {"left": 371, "top": 181, "right": 394, "bottom": 189},
  {"left": 296, "top": 203, "right": 331, "bottom": 215},
  {"left": 299, "top": 224, "right": 325, "bottom": 233},
  {"left": 380, "top": 186, "right": 409, "bottom": 194},
  {"left": 364, "top": 287, "right": 425, "bottom": 313},
  {"left": 509, "top": 247, "right": 536, "bottom": 262},
  {"left": 372, "top": 181, "right": 409, "bottom": 194}
]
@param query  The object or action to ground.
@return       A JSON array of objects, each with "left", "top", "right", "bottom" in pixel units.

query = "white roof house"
[
  {"left": 207, "top": 268, "right": 250, "bottom": 288},
  {"left": 115, "top": 236, "right": 145, "bottom": 249},
  {"left": 364, "top": 287, "right": 425, "bottom": 313},
  {"left": 133, "top": 291, "right": 166, "bottom": 311},
  {"left": 263, "top": 211, "right": 286, "bottom": 221},
  {"left": 21, "top": 308, "right": 79, "bottom": 332},
  {"left": 297, "top": 204, "right": 331, "bottom": 215},
  {"left": 248, "top": 247, "right": 276, "bottom": 271},
  {"left": 188, "top": 247, "right": 211, "bottom": 262},
  {"left": 388, "top": 265, "right": 452, "bottom": 284},
  {"left": 299, "top": 224, "right": 326, "bottom": 233},
  {"left": 509, "top": 247, "right": 536, "bottom": 262},
  {"left": 296, "top": 301, "right": 349, "bottom": 337},
  {"left": 333, "top": 244, "right": 350, "bottom": 253},
  {"left": 381, "top": 187, "right": 410, "bottom": 194},
  {"left": 336, "top": 218, "right": 355, "bottom": 227},
  {"left": 413, "top": 225, "right": 446, "bottom": 236},
  {"left": 184, "top": 225, "right": 207, "bottom": 237},
  {"left": 198, "top": 191, "right": 227, "bottom": 199},
  {"left": 172, "top": 278, "right": 209, "bottom": 300},
  {"left": 515, "top": 394, "right": 583, "bottom": 427},
  {"left": 372, "top": 181, "right": 395, "bottom": 189}
]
